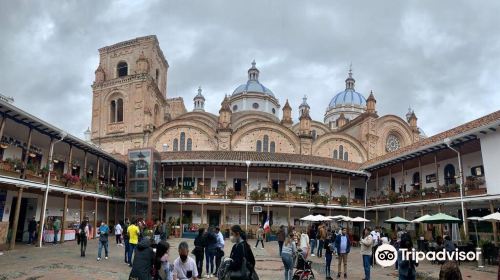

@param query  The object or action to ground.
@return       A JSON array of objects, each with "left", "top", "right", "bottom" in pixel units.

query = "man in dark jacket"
[
  {"left": 129, "top": 239, "right": 154, "bottom": 280},
  {"left": 334, "top": 228, "right": 351, "bottom": 279},
  {"left": 28, "top": 216, "right": 37, "bottom": 245},
  {"left": 277, "top": 225, "right": 286, "bottom": 256}
]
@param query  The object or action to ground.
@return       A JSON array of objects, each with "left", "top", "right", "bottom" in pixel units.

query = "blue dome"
[
  {"left": 329, "top": 88, "right": 366, "bottom": 108},
  {"left": 232, "top": 80, "right": 275, "bottom": 97}
]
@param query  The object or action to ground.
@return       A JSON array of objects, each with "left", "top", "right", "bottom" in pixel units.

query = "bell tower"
[{"left": 90, "top": 35, "right": 169, "bottom": 154}]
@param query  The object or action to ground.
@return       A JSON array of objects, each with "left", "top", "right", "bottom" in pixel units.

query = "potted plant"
[
  {"left": 108, "top": 184, "right": 116, "bottom": 197},
  {"left": 226, "top": 188, "right": 236, "bottom": 201},
  {"left": 62, "top": 173, "right": 79, "bottom": 187},
  {"left": 339, "top": 195, "right": 348, "bottom": 206},
  {"left": 250, "top": 190, "right": 261, "bottom": 202},
  {"left": 388, "top": 191, "right": 398, "bottom": 204}
]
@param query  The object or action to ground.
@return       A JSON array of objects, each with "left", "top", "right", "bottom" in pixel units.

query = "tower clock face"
[{"left": 386, "top": 134, "right": 400, "bottom": 152}]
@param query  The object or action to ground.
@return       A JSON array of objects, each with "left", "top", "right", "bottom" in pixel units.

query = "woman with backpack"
[{"left": 227, "top": 225, "right": 257, "bottom": 280}]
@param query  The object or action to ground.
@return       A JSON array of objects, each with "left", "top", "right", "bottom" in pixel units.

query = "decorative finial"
[
  {"left": 198, "top": 86, "right": 202, "bottom": 95},
  {"left": 252, "top": 59, "right": 256, "bottom": 67},
  {"left": 348, "top": 62, "right": 353, "bottom": 78}
]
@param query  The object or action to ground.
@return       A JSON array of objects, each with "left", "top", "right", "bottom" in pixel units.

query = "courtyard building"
[{"left": 1, "top": 35, "right": 499, "bottom": 250}]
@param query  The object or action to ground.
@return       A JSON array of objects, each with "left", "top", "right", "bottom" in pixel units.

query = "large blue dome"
[
  {"left": 232, "top": 80, "right": 275, "bottom": 97},
  {"left": 328, "top": 88, "right": 366, "bottom": 108}
]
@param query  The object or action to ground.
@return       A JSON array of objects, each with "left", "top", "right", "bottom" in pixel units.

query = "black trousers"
[
  {"left": 215, "top": 248, "right": 224, "bottom": 272},
  {"left": 80, "top": 237, "right": 87, "bottom": 256},
  {"left": 255, "top": 239, "right": 264, "bottom": 248},
  {"left": 195, "top": 252, "right": 204, "bottom": 276}
]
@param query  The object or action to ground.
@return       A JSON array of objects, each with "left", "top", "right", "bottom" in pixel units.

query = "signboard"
[{"left": 253, "top": 206, "right": 262, "bottom": 213}]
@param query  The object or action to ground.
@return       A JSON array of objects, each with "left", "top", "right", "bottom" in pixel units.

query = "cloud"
[{"left": 0, "top": 0, "right": 499, "bottom": 139}]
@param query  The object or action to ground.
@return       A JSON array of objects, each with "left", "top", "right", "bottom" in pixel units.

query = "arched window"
[
  {"left": 391, "top": 177, "right": 396, "bottom": 192},
  {"left": 270, "top": 141, "right": 275, "bottom": 153},
  {"left": 173, "top": 139, "right": 178, "bottom": 151},
  {"left": 180, "top": 132, "right": 186, "bottom": 151},
  {"left": 333, "top": 150, "right": 338, "bottom": 159},
  {"left": 444, "top": 164, "right": 456, "bottom": 185},
  {"left": 187, "top": 138, "right": 192, "bottom": 151},
  {"left": 344, "top": 152, "right": 348, "bottom": 161},
  {"left": 263, "top": 135, "right": 269, "bottom": 152},
  {"left": 339, "top": 145, "right": 344, "bottom": 160},
  {"left": 110, "top": 100, "right": 116, "bottom": 123},
  {"left": 117, "top": 62, "right": 128, "bottom": 77},
  {"left": 116, "top": 98, "right": 123, "bottom": 122},
  {"left": 256, "top": 140, "right": 262, "bottom": 152}
]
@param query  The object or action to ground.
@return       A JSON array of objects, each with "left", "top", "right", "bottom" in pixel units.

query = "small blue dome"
[
  {"left": 232, "top": 80, "right": 275, "bottom": 97},
  {"left": 328, "top": 88, "right": 366, "bottom": 108}
]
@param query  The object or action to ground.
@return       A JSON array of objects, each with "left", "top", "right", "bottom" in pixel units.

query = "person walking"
[
  {"left": 193, "top": 228, "right": 205, "bottom": 278},
  {"left": 299, "top": 229, "right": 310, "bottom": 259},
  {"left": 324, "top": 231, "right": 335, "bottom": 280},
  {"left": 370, "top": 227, "right": 381, "bottom": 266},
  {"left": 398, "top": 233, "right": 418, "bottom": 280},
  {"left": 439, "top": 261, "right": 462, "bottom": 280},
  {"left": 53, "top": 217, "right": 61, "bottom": 244},
  {"left": 204, "top": 227, "right": 217, "bottom": 278},
  {"left": 97, "top": 221, "right": 110, "bottom": 261},
  {"left": 129, "top": 239, "right": 155, "bottom": 280},
  {"left": 123, "top": 219, "right": 131, "bottom": 264},
  {"left": 28, "top": 216, "right": 37, "bottom": 245},
  {"left": 255, "top": 226, "right": 265, "bottom": 249},
  {"left": 335, "top": 227, "right": 351, "bottom": 279},
  {"left": 281, "top": 233, "right": 296, "bottom": 280},
  {"left": 308, "top": 225, "right": 317, "bottom": 257},
  {"left": 215, "top": 227, "right": 225, "bottom": 272},
  {"left": 360, "top": 227, "right": 373, "bottom": 280},
  {"left": 317, "top": 223, "right": 327, "bottom": 258},
  {"left": 227, "top": 225, "right": 257, "bottom": 279},
  {"left": 78, "top": 219, "right": 90, "bottom": 257},
  {"left": 173, "top": 241, "right": 199, "bottom": 280},
  {"left": 277, "top": 225, "right": 286, "bottom": 256},
  {"left": 115, "top": 221, "right": 123, "bottom": 246},
  {"left": 154, "top": 220, "right": 162, "bottom": 244},
  {"left": 127, "top": 219, "right": 141, "bottom": 266}
]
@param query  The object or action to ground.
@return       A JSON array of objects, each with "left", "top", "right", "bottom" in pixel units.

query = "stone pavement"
[{"left": 0, "top": 238, "right": 498, "bottom": 279}]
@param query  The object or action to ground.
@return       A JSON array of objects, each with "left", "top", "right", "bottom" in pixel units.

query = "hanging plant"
[
  {"left": 62, "top": 173, "right": 80, "bottom": 187},
  {"left": 339, "top": 195, "right": 348, "bottom": 206}
]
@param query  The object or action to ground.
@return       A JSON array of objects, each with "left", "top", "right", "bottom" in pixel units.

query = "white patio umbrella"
[
  {"left": 327, "top": 215, "right": 351, "bottom": 221},
  {"left": 481, "top": 212, "right": 500, "bottom": 221},
  {"left": 351, "top": 216, "right": 370, "bottom": 222},
  {"left": 313, "top": 214, "right": 332, "bottom": 222},
  {"left": 467, "top": 216, "right": 483, "bottom": 246},
  {"left": 411, "top": 214, "right": 431, "bottom": 223},
  {"left": 300, "top": 214, "right": 317, "bottom": 221}
]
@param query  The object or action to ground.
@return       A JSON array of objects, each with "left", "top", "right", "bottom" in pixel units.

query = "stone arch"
[
  {"left": 177, "top": 111, "right": 218, "bottom": 129},
  {"left": 376, "top": 115, "right": 414, "bottom": 154},
  {"left": 231, "top": 121, "right": 300, "bottom": 153},
  {"left": 232, "top": 111, "right": 279, "bottom": 130},
  {"left": 311, "top": 133, "right": 368, "bottom": 162},
  {"left": 149, "top": 119, "right": 217, "bottom": 151}
]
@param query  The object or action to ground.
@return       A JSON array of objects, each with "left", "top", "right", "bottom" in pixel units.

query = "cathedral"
[{"left": 91, "top": 35, "right": 423, "bottom": 161}]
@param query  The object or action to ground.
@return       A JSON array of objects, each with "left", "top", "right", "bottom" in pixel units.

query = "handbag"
[{"left": 229, "top": 243, "right": 252, "bottom": 280}]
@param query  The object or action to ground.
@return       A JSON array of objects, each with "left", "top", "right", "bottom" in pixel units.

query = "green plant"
[
  {"left": 26, "top": 162, "right": 38, "bottom": 173},
  {"left": 40, "top": 166, "right": 49, "bottom": 177},
  {"left": 250, "top": 190, "right": 261, "bottom": 202},
  {"left": 388, "top": 191, "right": 398, "bottom": 204},
  {"left": 226, "top": 188, "right": 236, "bottom": 200},
  {"left": 108, "top": 184, "right": 116, "bottom": 197},
  {"left": 339, "top": 195, "right": 348, "bottom": 206}
]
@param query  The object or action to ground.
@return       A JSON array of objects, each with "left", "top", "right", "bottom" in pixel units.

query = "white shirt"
[
  {"left": 370, "top": 230, "right": 380, "bottom": 244},
  {"left": 300, "top": 233, "right": 310, "bottom": 249},
  {"left": 115, "top": 224, "right": 123, "bottom": 235},
  {"left": 173, "top": 256, "right": 198, "bottom": 280},
  {"left": 216, "top": 231, "right": 225, "bottom": 249}
]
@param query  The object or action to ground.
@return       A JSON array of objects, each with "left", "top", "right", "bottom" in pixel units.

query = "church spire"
[
  {"left": 345, "top": 63, "right": 355, "bottom": 89},
  {"left": 248, "top": 60, "right": 259, "bottom": 81}
]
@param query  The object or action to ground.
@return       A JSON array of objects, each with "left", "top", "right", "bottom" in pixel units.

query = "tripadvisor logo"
[{"left": 375, "top": 244, "right": 481, "bottom": 267}]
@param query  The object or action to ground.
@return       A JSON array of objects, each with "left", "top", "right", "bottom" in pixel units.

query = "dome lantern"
[{"left": 193, "top": 86, "right": 205, "bottom": 112}]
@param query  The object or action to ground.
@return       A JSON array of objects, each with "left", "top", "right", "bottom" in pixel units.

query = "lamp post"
[
  {"left": 245, "top": 160, "right": 251, "bottom": 231},
  {"left": 443, "top": 137, "right": 467, "bottom": 238},
  {"left": 364, "top": 172, "right": 371, "bottom": 228},
  {"left": 39, "top": 132, "right": 67, "bottom": 248}
]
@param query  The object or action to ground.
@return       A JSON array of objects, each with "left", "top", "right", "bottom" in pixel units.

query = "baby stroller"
[{"left": 293, "top": 249, "right": 315, "bottom": 280}]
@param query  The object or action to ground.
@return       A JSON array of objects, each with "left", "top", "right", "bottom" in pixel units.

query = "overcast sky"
[{"left": 1, "top": 0, "right": 499, "bottom": 138}]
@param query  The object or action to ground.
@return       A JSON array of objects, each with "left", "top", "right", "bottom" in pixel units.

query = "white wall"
[{"left": 480, "top": 132, "right": 500, "bottom": 195}]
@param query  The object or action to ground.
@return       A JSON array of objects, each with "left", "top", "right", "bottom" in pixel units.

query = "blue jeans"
[
  {"left": 317, "top": 240, "right": 324, "bottom": 257},
  {"left": 53, "top": 230, "right": 59, "bottom": 244},
  {"left": 124, "top": 239, "right": 130, "bottom": 263},
  {"left": 205, "top": 249, "right": 216, "bottom": 274},
  {"left": 98, "top": 240, "right": 109, "bottom": 258},
  {"left": 282, "top": 253, "right": 293, "bottom": 280},
  {"left": 28, "top": 231, "right": 35, "bottom": 244},
  {"left": 310, "top": 239, "right": 316, "bottom": 254},
  {"left": 128, "top": 243, "right": 137, "bottom": 265},
  {"left": 363, "top": 255, "right": 371, "bottom": 280},
  {"left": 325, "top": 253, "right": 333, "bottom": 277}
]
